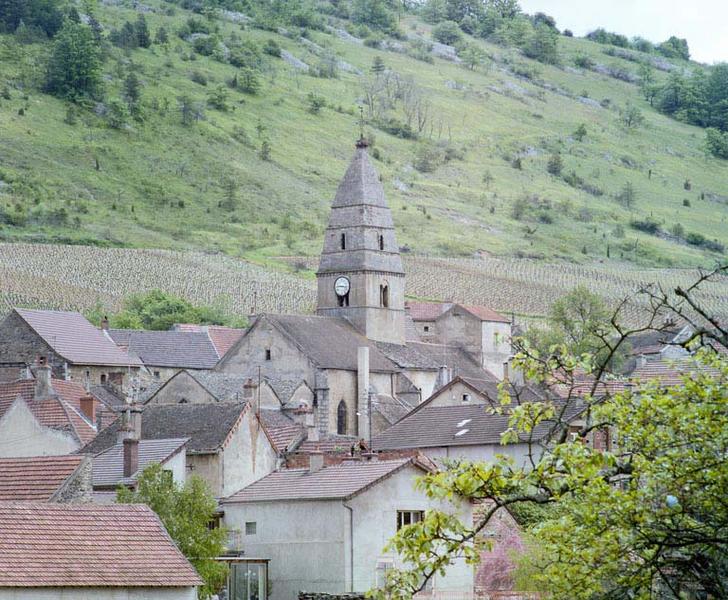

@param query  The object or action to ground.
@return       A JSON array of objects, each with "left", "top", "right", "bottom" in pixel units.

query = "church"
[{"left": 216, "top": 138, "right": 512, "bottom": 440}]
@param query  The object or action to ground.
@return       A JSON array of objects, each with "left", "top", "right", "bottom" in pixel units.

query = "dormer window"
[{"left": 340, "top": 233, "right": 346, "bottom": 250}]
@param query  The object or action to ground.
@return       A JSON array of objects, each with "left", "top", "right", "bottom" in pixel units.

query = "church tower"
[{"left": 316, "top": 139, "right": 406, "bottom": 345}]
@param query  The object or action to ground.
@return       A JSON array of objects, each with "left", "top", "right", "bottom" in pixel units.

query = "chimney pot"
[
  {"left": 123, "top": 438, "right": 139, "bottom": 478},
  {"left": 308, "top": 451, "right": 324, "bottom": 473},
  {"left": 101, "top": 316, "right": 109, "bottom": 331},
  {"left": 80, "top": 395, "right": 95, "bottom": 424}
]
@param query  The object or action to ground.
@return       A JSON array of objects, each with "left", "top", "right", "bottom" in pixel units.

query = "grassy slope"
[{"left": 0, "top": 2, "right": 726, "bottom": 271}]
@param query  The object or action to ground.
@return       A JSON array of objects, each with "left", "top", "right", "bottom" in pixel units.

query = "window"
[
  {"left": 245, "top": 521, "right": 257, "bottom": 535},
  {"left": 462, "top": 393, "right": 471, "bottom": 403},
  {"left": 340, "top": 232, "right": 346, "bottom": 250},
  {"left": 397, "top": 510, "right": 424, "bottom": 530},
  {"left": 179, "top": 397, "right": 188, "bottom": 404},
  {"left": 265, "top": 349, "right": 271, "bottom": 361},
  {"left": 100, "top": 374, "right": 107, "bottom": 384},
  {"left": 337, "top": 291, "right": 349, "bottom": 307},
  {"left": 228, "top": 561, "right": 267, "bottom": 600},
  {"left": 337, "top": 400, "right": 348, "bottom": 435},
  {"left": 423, "top": 325, "right": 430, "bottom": 333},
  {"left": 378, "top": 234, "right": 384, "bottom": 250},
  {"left": 153, "top": 370, "right": 160, "bottom": 378},
  {"left": 379, "top": 283, "right": 389, "bottom": 308}
]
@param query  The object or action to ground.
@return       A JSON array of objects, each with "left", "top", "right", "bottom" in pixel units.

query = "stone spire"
[{"left": 316, "top": 140, "right": 406, "bottom": 345}]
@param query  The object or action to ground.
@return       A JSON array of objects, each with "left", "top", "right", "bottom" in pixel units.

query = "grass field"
[{"left": 0, "top": 1, "right": 726, "bottom": 272}]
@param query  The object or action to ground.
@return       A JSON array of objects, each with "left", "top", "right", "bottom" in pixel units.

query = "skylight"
[{"left": 456, "top": 419, "right": 472, "bottom": 428}]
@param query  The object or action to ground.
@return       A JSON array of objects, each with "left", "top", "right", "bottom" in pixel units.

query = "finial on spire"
[{"left": 356, "top": 106, "right": 368, "bottom": 148}]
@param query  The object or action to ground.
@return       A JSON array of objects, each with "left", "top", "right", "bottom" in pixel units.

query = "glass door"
[{"left": 229, "top": 562, "right": 267, "bottom": 600}]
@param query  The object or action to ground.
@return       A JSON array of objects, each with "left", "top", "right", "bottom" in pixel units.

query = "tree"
[
  {"left": 221, "top": 177, "right": 238, "bottom": 211},
  {"left": 135, "top": 13, "right": 151, "bottom": 48},
  {"left": 638, "top": 62, "right": 658, "bottom": 105},
  {"left": 238, "top": 68, "right": 260, "bottom": 94},
  {"left": 306, "top": 92, "right": 325, "bottom": 114},
  {"left": 371, "top": 265, "right": 728, "bottom": 600},
  {"left": 351, "top": 0, "right": 396, "bottom": 32},
  {"left": 620, "top": 102, "right": 645, "bottom": 129},
  {"left": 523, "top": 23, "right": 559, "bottom": 64},
  {"left": 371, "top": 55, "right": 386, "bottom": 75},
  {"left": 460, "top": 44, "right": 486, "bottom": 70},
  {"left": 432, "top": 20, "right": 462, "bottom": 45},
  {"left": 105, "top": 289, "right": 231, "bottom": 330},
  {"left": 259, "top": 139, "right": 272, "bottom": 161},
  {"left": 658, "top": 35, "right": 690, "bottom": 60},
  {"left": 45, "top": 20, "right": 104, "bottom": 101},
  {"left": 573, "top": 123, "right": 587, "bottom": 141},
  {"left": 154, "top": 26, "right": 169, "bottom": 46},
  {"left": 615, "top": 181, "right": 636, "bottom": 207},
  {"left": 0, "top": 0, "right": 64, "bottom": 37},
  {"left": 207, "top": 85, "right": 229, "bottom": 111},
  {"left": 123, "top": 71, "right": 142, "bottom": 117},
  {"left": 705, "top": 127, "right": 728, "bottom": 159},
  {"left": 117, "top": 464, "right": 228, "bottom": 599},
  {"left": 546, "top": 152, "right": 562, "bottom": 176},
  {"left": 107, "top": 98, "right": 129, "bottom": 129}
]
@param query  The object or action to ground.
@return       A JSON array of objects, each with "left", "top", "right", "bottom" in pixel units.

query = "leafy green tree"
[
  {"left": 546, "top": 152, "right": 562, "bottom": 176},
  {"left": 615, "top": 180, "right": 636, "bottom": 207},
  {"left": 523, "top": 23, "right": 559, "bottom": 64},
  {"left": 117, "top": 464, "right": 228, "bottom": 600},
  {"left": 371, "top": 55, "right": 386, "bottom": 74},
  {"left": 107, "top": 289, "right": 232, "bottom": 330},
  {"left": 207, "top": 85, "right": 229, "bottom": 111},
  {"left": 658, "top": 35, "right": 690, "bottom": 60},
  {"left": 460, "top": 43, "right": 486, "bottom": 70},
  {"left": 421, "top": 0, "right": 448, "bottom": 23},
  {"left": 154, "top": 26, "right": 169, "bottom": 46},
  {"left": 306, "top": 92, "right": 326, "bottom": 114},
  {"left": 135, "top": 14, "right": 151, "bottom": 48},
  {"left": 107, "top": 98, "right": 129, "bottom": 129},
  {"left": 45, "top": 20, "right": 104, "bottom": 101},
  {"left": 123, "top": 71, "right": 142, "bottom": 117},
  {"left": 638, "top": 62, "right": 658, "bottom": 105},
  {"left": 705, "top": 127, "right": 728, "bottom": 159},
  {"left": 259, "top": 138, "right": 272, "bottom": 161},
  {"left": 221, "top": 177, "right": 238, "bottom": 211},
  {"left": 351, "top": 0, "right": 396, "bottom": 32},
  {"left": 573, "top": 123, "right": 587, "bottom": 141},
  {"left": 0, "top": 0, "right": 64, "bottom": 37},
  {"left": 432, "top": 20, "right": 462, "bottom": 45},
  {"left": 620, "top": 102, "right": 645, "bottom": 129},
  {"left": 238, "top": 68, "right": 261, "bottom": 94},
  {"left": 371, "top": 267, "right": 728, "bottom": 600}
]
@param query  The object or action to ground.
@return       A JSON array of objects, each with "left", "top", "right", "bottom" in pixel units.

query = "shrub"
[
  {"left": 546, "top": 153, "right": 563, "bottom": 176},
  {"left": 683, "top": 198, "right": 691, "bottom": 207},
  {"left": 523, "top": 24, "right": 559, "bottom": 64},
  {"left": 574, "top": 54, "right": 594, "bottom": 69},
  {"left": 375, "top": 117, "right": 416, "bottom": 139},
  {"left": 574, "top": 123, "right": 587, "bottom": 141},
  {"left": 190, "top": 70, "right": 208, "bottom": 86},
  {"left": 207, "top": 85, "right": 229, "bottom": 111},
  {"left": 615, "top": 181, "right": 636, "bottom": 207},
  {"left": 306, "top": 92, "right": 326, "bottom": 114},
  {"left": 630, "top": 218, "right": 660, "bottom": 234},
  {"left": 432, "top": 21, "right": 462, "bottom": 45},
  {"left": 263, "top": 39, "right": 281, "bottom": 57},
  {"left": 705, "top": 128, "right": 728, "bottom": 159},
  {"left": 238, "top": 68, "right": 260, "bottom": 94}
]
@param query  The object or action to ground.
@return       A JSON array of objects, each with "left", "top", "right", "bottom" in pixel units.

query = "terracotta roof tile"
[
  {"left": 13, "top": 308, "right": 141, "bottom": 367},
  {"left": 457, "top": 304, "right": 510, "bottom": 323},
  {"left": 405, "top": 301, "right": 451, "bottom": 321},
  {"left": 0, "top": 379, "right": 100, "bottom": 445},
  {"left": 0, "top": 502, "right": 202, "bottom": 587},
  {"left": 258, "top": 410, "right": 304, "bottom": 453},
  {"left": 0, "top": 455, "right": 85, "bottom": 501},
  {"left": 223, "top": 458, "right": 418, "bottom": 503}
]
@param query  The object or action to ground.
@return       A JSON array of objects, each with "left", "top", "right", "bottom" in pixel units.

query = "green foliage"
[
  {"left": 104, "top": 288, "right": 236, "bottom": 330},
  {"left": 546, "top": 152, "right": 562, "bottom": 176},
  {"left": 620, "top": 103, "right": 645, "bottom": 129},
  {"left": 45, "top": 20, "right": 104, "bottom": 101},
  {"left": 573, "top": 123, "right": 587, "bottom": 141},
  {"left": 237, "top": 68, "right": 260, "bottom": 94},
  {"left": 0, "top": 0, "right": 64, "bottom": 38},
  {"left": 262, "top": 38, "right": 281, "bottom": 57},
  {"left": 431, "top": 20, "right": 462, "bottom": 45},
  {"left": 107, "top": 98, "right": 129, "bottom": 129},
  {"left": 306, "top": 91, "right": 325, "bottom": 114},
  {"left": 207, "top": 84, "right": 229, "bottom": 110},
  {"left": 658, "top": 35, "right": 690, "bottom": 60},
  {"left": 117, "top": 464, "right": 228, "bottom": 600},
  {"left": 615, "top": 181, "right": 636, "bottom": 207},
  {"left": 522, "top": 24, "right": 559, "bottom": 64},
  {"left": 705, "top": 127, "right": 728, "bottom": 159},
  {"left": 351, "top": 0, "right": 396, "bottom": 33}
]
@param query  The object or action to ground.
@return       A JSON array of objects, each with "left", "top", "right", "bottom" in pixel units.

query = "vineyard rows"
[{"left": 2, "top": 244, "right": 726, "bottom": 327}]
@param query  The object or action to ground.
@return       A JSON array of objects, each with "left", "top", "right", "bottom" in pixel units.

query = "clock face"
[{"left": 334, "top": 276, "right": 350, "bottom": 297}]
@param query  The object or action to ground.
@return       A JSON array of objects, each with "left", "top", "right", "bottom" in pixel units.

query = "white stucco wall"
[
  {"left": 221, "top": 410, "right": 278, "bottom": 497},
  {"left": 0, "top": 399, "right": 79, "bottom": 457},
  {"left": 481, "top": 321, "right": 511, "bottom": 379},
  {"left": 0, "top": 587, "right": 197, "bottom": 600},
  {"left": 222, "top": 464, "right": 473, "bottom": 600},
  {"left": 403, "top": 370, "right": 438, "bottom": 404},
  {"left": 222, "top": 500, "right": 347, "bottom": 600},
  {"left": 426, "top": 381, "right": 488, "bottom": 408},
  {"left": 348, "top": 465, "right": 473, "bottom": 593},
  {"left": 164, "top": 448, "right": 187, "bottom": 485}
]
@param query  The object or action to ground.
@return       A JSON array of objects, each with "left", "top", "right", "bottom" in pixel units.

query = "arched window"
[
  {"left": 337, "top": 291, "right": 349, "bottom": 307},
  {"left": 337, "top": 400, "right": 348, "bottom": 435},
  {"left": 340, "top": 233, "right": 346, "bottom": 250},
  {"left": 380, "top": 282, "right": 389, "bottom": 308},
  {"left": 378, "top": 234, "right": 384, "bottom": 250}
]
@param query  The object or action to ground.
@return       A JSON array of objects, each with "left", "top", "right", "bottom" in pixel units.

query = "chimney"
[
  {"left": 308, "top": 451, "right": 324, "bottom": 473},
  {"left": 101, "top": 316, "right": 109, "bottom": 331},
  {"left": 357, "top": 347, "right": 370, "bottom": 442},
  {"left": 305, "top": 409, "right": 319, "bottom": 442},
  {"left": 123, "top": 437, "right": 139, "bottom": 478},
  {"left": 242, "top": 378, "right": 257, "bottom": 400},
  {"left": 34, "top": 356, "right": 52, "bottom": 401},
  {"left": 79, "top": 394, "right": 95, "bottom": 424},
  {"left": 437, "top": 365, "right": 451, "bottom": 388},
  {"left": 502, "top": 360, "right": 509, "bottom": 382}
]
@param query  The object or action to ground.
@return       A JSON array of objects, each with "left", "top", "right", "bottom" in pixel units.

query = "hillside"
[{"left": 0, "top": 0, "right": 726, "bottom": 274}]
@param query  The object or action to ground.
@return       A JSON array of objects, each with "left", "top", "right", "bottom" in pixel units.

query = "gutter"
[{"left": 343, "top": 502, "right": 354, "bottom": 592}]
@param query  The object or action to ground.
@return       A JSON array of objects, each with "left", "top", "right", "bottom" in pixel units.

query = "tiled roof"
[
  {"left": 172, "top": 324, "right": 244, "bottom": 357},
  {"left": 108, "top": 329, "right": 220, "bottom": 369},
  {"left": 223, "top": 458, "right": 418, "bottom": 503},
  {"left": 0, "top": 378, "right": 100, "bottom": 445},
  {"left": 457, "top": 304, "right": 510, "bottom": 323},
  {"left": 0, "top": 455, "right": 86, "bottom": 501},
  {"left": 372, "top": 404, "right": 571, "bottom": 451},
  {"left": 92, "top": 438, "right": 188, "bottom": 487},
  {"left": 243, "top": 314, "right": 399, "bottom": 372},
  {"left": 0, "top": 502, "right": 202, "bottom": 587},
  {"left": 407, "top": 342, "right": 497, "bottom": 380},
  {"left": 13, "top": 308, "right": 141, "bottom": 367},
  {"left": 295, "top": 433, "right": 363, "bottom": 454},
  {"left": 81, "top": 402, "right": 248, "bottom": 455},
  {"left": 405, "top": 301, "right": 451, "bottom": 321},
  {"left": 258, "top": 409, "right": 304, "bottom": 453},
  {"left": 185, "top": 370, "right": 250, "bottom": 402}
]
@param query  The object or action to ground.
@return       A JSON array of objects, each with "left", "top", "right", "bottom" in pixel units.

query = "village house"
[
  {"left": 217, "top": 139, "right": 510, "bottom": 445},
  {"left": 81, "top": 401, "right": 277, "bottom": 498},
  {"left": 0, "top": 308, "right": 141, "bottom": 389},
  {"left": 0, "top": 502, "right": 201, "bottom": 599},
  {"left": 107, "top": 324, "right": 244, "bottom": 386},
  {"left": 221, "top": 455, "right": 474, "bottom": 600},
  {"left": 0, "top": 360, "right": 110, "bottom": 457},
  {"left": 91, "top": 437, "right": 188, "bottom": 502},
  {"left": 0, "top": 454, "right": 92, "bottom": 502}
]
